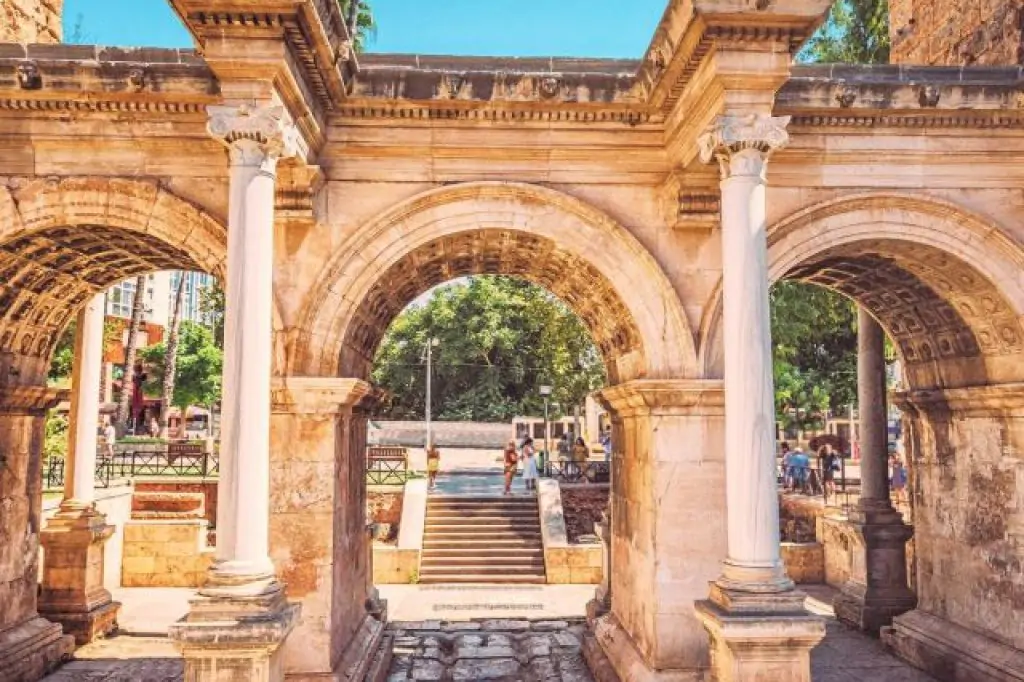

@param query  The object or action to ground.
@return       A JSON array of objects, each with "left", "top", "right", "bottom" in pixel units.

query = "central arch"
[{"left": 294, "top": 181, "right": 697, "bottom": 384}]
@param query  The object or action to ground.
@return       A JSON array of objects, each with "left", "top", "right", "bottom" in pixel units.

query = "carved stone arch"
[
  {"left": 0, "top": 176, "right": 231, "bottom": 386},
  {"left": 698, "top": 192, "right": 1024, "bottom": 390},
  {"left": 293, "top": 181, "right": 697, "bottom": 384}
]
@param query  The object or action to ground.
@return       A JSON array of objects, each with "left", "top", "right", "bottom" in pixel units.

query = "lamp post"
[
  {"left": 539, "top": 385, "right": 552, "bottom": 456},
  {"left": 422, "top": 338, "right": 439, "bottom": 448}
]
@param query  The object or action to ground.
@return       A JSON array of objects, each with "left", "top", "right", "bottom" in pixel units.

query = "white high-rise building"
[{"left": 105, "top": 271, "right": 216, "bottom": 328}]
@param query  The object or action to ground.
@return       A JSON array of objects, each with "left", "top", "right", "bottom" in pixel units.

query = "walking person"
[
  {"left": 522, "top": 437, "right": 539, "bottom": 493},
  {"left": 818, "top": 443, "right": 839, "bottom": 502},
  {"left": 890, "top": 452, "right": 908, "bottom": 506},
  {"left": 503, "top": 439, "right": 519, "bottom": 496},
  {"left": 102, "top": 418, "right": 116, "bottom": 460},
  {"left": 572, "top": 436, "right": 590, "bottom": 483},
  {"left": 780, "top": 442, "right": 793, "bottom": 490},
  {"left": 426, "top": 441, "right": 441, "bottom": 491},
  {"left": 600, "top": 426, "right": 612, "bottom": 463}
]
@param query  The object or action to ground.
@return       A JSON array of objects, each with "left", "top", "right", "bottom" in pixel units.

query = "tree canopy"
[
  {"left": 800, "top": 0, "right": 890, "bottom": 64},
  {"left": 371, "top": 276, "right": 605, "bottom": 422},
  {"left": 141, "top": 321, "right": 223, "bottom": 411}
]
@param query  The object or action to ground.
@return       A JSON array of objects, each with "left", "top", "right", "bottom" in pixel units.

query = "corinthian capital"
[
  {"left": 207, "top": 104, "right": 298, "bottom": 168},
  {"left": 697, "top": 114, "right": 790, "bottom": 179}
]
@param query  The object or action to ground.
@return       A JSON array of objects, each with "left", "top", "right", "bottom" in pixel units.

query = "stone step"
[
  {"left": 424, "top": 520, "right": 541, "bottom": 531},
  {"left": 420, "top": 547, "right": 544, "bottom": 558},
  {"left": 423, "top": 530, "right": 542, "bottom": 541},
  {"left": 422, "top": 538, "right": 542, "bottom": 550},
  {"left": 420, "top": 555, "right": 546, "bottom": 568},
  {"left": 427, "top": 510, "right": 539, "bottom": 520},
  {"left": 417, "top": 572, "right": 547, "bottom": 584}
]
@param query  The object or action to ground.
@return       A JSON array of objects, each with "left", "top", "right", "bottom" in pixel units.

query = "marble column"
[
  {"left": 834, "top": 308, "right": 915, "bottom": 633},
  {"left": 169, "top": 104, "right": 298, "bottom": 682},
  {"left": 693, "top": 114, "right": 824, "bottom": 682},
  {"left": 39, "top": 293, "right": 121, "bottom": 644}
]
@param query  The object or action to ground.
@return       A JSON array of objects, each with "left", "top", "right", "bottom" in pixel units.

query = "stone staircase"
[{"left": 420, "top": 495, "right": 547, "bottom": 583}]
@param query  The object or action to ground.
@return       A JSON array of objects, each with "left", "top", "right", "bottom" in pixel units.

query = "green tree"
[
  {"left": 48, "top": 317, "right": 119, "bottom": 383},
  {"left": 115, "top": 275, "right": 148, "bottom": 433},
  {"left": 372, "top": 276, "right": 605, "bottom": 422},
  {"left": 141, "top": 321, "right": 223, "bottom": 413},
  {"left": 800, "top": 0, "right": 890, "bottom": 64},
  {"left": 199, "top": 280, "right": 225, "bottom": 348},
  {"left": 338, "top": 0, "right": 376, "bottom": 52},
  {"left": 771, "top": 282, "right": 859, "bottom": 431}
]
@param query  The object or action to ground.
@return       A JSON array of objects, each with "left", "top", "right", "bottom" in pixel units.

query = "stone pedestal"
[
  {"left": 0, "top": 386, "right": 76, "bottom": 680},
  {"left": 38, "top": 509, "right": 120, "bottom": 644},
  {"left": 694, "top": 585, "right": 824, "bottom": 682},
  {"left": 170, "top": 583, "right": 299, "bottom": 682},
  {"left": 833, "top": 510, "right": 916, "bottom": 634}
]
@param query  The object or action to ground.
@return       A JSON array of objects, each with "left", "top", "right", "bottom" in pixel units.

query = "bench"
[
  {"left": 366, "top": 446, "right": 409, "bottom": 485},
  {"left": 167, "top": 440, "right": 204, "bottom": 465}
]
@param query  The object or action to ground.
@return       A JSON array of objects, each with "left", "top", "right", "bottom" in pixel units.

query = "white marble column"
[
  {"left": 206, "top": 104, "right": 295, "bottom": 586},
  {"left": 698, "top": 114, "right": 792, "bottom": 591},
  {"left": 64, "top": 292, "right": 106, "bottom": 510}
]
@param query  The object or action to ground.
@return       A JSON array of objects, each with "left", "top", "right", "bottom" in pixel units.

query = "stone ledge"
[
  {"left": 882, "top": 609, "right": 1024, "bottom": 682},
  {"left": 0, "top": 616, "right": 74, "bottom": 682}
]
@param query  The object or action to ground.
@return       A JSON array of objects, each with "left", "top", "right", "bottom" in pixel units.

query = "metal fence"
[
  {"left": 42, "top": 450, "right": 220, "bottom": 490},
  {"left": 544, "top": 459, "right": 610, "bottom": 484}
]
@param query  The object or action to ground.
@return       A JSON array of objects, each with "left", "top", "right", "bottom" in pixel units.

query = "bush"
[{"left": 44, "top": 412, "right": 68, "bottom": 460}]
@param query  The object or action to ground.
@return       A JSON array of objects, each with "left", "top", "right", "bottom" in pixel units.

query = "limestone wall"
[
  {"left": 890, "top": 0, "right": 1023, "bottom": 65},
  {"left": 906, "top": 405, "right": 1024, "bottom": 650},
  {"left": 0, "top": 0, "right": 62, "bottom": 44}
]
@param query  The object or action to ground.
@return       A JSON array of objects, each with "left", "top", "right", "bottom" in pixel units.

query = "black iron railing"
[
  {"left": 42, "top": 450, "right": 219, "bottom": 490},
  {"left": 366, "top": 447, "right": 409, "bottom": 485},
  {"left": 544, "top": 459, "right": 610, "bottom": 484}
]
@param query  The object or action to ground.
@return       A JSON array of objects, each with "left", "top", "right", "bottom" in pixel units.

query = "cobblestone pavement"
[{"left": 386, "top": 618, "right": 593, "bottom": 682}]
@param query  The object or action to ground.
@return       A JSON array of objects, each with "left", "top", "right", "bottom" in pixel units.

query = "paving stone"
[
  {"left": 554, "top": 632, "right": 582, "bottom": 649},
  {"left": 454, "top": 633, "right": 485, "bottom": 647},
  {"left": 410, "top": 659, "right": 445, "bottom": 681},
  {"left": 421, "top": 646, "right": 445, "bottom": 661},
  {"left": 394, "top": 636, "right": 421, "bottom": 648},
  {"left": 398, "top": 620, "right": 443, "bottom": 631},
  {"left": 532, "top": 620, "right": 570, "bottom": 631},
  {"left": 451, "top": 657, "right": 522, "bottom": 680},
  {"left": 481, "top": 618, "right": 531, "bottom": 631},
  {"left": 486, "top": 633, "right": 514, "bottom": 647},
  {"left": 454, "top": 645, "right": 517, "bottom": 659},
  {"left": 528, "top": 642, "right": 553, "bottom": 659},
  {"left": 443, "top": 621, "right": 482, "bottom": 631}
]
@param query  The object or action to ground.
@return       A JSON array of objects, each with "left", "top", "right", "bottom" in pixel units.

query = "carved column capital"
[
  {"left": 207, "top": 104, "right": 299, "bottom": 170},
  {"left": 697, "top": 114, "right": 791, "bottom": 179}
]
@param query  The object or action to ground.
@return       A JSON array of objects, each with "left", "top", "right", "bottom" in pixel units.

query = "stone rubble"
[{"left": 387, "top": 619, "right": 593, "bottom": 682}]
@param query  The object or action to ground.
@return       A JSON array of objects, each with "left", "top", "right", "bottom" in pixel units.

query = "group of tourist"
[{"left": 779, "top": 441, "right": 908, "bottom": 503}]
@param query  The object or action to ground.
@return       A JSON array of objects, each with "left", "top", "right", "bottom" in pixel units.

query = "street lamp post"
[
  {"left": 422, "top": 338, "right": 439, "bottom": 448},
  {"left": 539, "top": 385, "right": 552, "bottom": 457}
]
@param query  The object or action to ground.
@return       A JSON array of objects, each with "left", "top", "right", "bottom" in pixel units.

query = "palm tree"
[
  {"left": 160, "top": 274, "right": 187, "bottom": 439},
  {"left": 115, "top": 275, "right": 147, "bottom": 435},
  {"left": 339, "top": 0, "right": 376, "bottom": 52}
]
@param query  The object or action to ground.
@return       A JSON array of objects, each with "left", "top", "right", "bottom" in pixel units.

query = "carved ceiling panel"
[
  {"left": 786, "top": 240, "right": 1024, "bottom": 367},
  {"left": 345, "top": 229, "right": 642, "bottom": 370},
  {"left": 0, "top": 225, "right": 201, "bottom": 367}
]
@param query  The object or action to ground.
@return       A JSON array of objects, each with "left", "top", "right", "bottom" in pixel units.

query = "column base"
[
  {"left": 694, "top": 583, "right": 824, "bottom": 682},
  {"left": 586, "top": 596, "right": 611, "bottom": 628},
  {"left": 38, "top": 508, "right": 121, "bottom": 645},
  {"left": 0, "top": 616, "right": 76, "bottom": 682},
  {"left": 589, "top": 613, "right": 705, "bottom": 682},
  {"left": 834, "top": 511, "right": 916, "bottom": 635},
  {"left": 169, "top": 581, "right": 300, "bottom": 682},
  {"left": 882, "top": 610, "right": 1024, "bottom": 682}
]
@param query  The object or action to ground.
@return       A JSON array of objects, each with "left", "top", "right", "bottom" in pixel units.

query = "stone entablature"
[{"left": 0, "top": 0, "right": 61, "bottom": 45}]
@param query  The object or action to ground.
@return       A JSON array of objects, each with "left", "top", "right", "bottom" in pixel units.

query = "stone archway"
[
  {"left": 700, "top": 192, "right": 1024, "bottom": 679},
  {"left": 275, "top": 181, "right": 717, "bottom": 680},
  {"left": 0, "top": 176, "right": 227, "bottom": 681},
  {"left": 293, "top": 181, "right": 697, "bottom": 383}
]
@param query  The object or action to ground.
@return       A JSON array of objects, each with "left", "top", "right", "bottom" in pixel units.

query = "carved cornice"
[
  {"left": 0, "top": 47, "right": 218, "bottom": 117},
  {"left": 275, "top": 162, "right": 324, "bottom": 226},
  {"left": 0, "top": 386, "right": 67, "bottom": 415},
  {"left": 675, "top": 191, "right": 721, "bottom": 231},
  {"left": 893, "top": 383, "right": 1024, "bottom": 418},
  {"left": 334, "top": 103, "right": 654, "bottom": 125},
  {"left": 270, "top": 377, "right": 373, "bottom": 414},
  {"left": 597, "top": 379, "right": 724, "bottom": 417}
]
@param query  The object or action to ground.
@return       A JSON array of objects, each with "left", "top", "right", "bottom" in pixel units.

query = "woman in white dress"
[{"left": 522, "top": 437, "right": 539, "bottom": 492}]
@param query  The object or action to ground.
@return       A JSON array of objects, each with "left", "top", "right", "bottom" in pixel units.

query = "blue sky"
[{"left": 63, "top": 0, "right": 666, "bottom": 58}]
